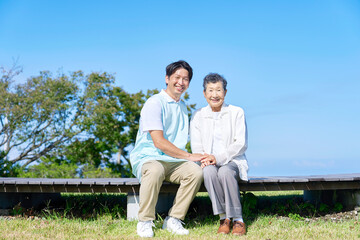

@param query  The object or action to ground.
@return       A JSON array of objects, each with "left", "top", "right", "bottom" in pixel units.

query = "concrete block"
[
  {"left": 127, "top": 192, "right": 140, "bottom": 221},
  {"left": 126, "top": 192, "right": 176, "bottom": 220}
]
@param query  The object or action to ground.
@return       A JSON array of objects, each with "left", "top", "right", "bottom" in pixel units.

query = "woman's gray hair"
[{"left": 203, "top": 73, "right": 227, "bottom": 91}]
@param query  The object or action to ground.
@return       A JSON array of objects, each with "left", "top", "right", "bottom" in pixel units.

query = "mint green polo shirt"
[{"left": 129, "top": 90, "right": 188, "bottom": 181}]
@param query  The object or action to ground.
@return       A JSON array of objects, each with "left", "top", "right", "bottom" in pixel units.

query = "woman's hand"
[{"left": 200, "top": 154, "right": 216, "bottom": 168}]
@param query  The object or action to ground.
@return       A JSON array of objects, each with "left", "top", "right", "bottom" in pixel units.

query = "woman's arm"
[
  {"left": 213, "top": 108, "right": 248, "bottom": 166},
  {"left": 190, "top": 111, "right": 205, "bottom": 154}
]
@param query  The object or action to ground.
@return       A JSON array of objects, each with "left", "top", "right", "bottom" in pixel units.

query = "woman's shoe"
[
  {"left": 232, "top": 221, "right": 246, "bottom": 236},
  {"left": 217, "top": 218, "right": 231, "bottom": 234}
]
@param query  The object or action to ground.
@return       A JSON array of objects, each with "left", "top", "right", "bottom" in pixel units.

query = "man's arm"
[{"left": 149, "top": 130, "right": 204, "bottom": 162}]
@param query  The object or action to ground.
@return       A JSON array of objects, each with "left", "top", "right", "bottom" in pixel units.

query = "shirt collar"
[
  {"left": 160, "top": 89, "right": 179, "bottom": 103},
  {"left": 203, "top": 103, "right": 229, "bottom": 117}
]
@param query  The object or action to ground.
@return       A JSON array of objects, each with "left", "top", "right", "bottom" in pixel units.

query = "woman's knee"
[
  {"left": 218, "top": 166, "right": 236, "bottom": 180},
  {"left": 203, "top": 165, "right": 218, "bottom": 180}
]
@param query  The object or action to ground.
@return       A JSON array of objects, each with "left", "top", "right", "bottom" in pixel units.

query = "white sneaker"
[
  {"left": 162, "top": 216, "right": 189, "bottom": 235},
  {"left": 137, "top": 220, "right": 155, "bottom": 238}
]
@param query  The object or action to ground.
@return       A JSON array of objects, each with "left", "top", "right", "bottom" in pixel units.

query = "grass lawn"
[{"left": 0, "top": 191, "right": 359, "bottom": 239}]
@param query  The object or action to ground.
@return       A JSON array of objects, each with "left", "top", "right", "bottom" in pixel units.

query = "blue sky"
[{"left": 1, "top": 0, "right": 359, "bottom": 176}]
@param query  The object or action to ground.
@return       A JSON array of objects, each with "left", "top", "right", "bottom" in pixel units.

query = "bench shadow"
[
  {"left": 13, "top": 191, "right": 342, "bottom": 226},
  {"left": 185, "top": 191, "right": 323, "bottom": 228},
  {"left": 38, "top": 193, "right": 128, "bottom": 219}
]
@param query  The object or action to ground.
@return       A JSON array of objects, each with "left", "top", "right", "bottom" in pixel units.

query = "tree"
[
  {"left": 0, "top": 66, "right": 82, "bottom": 168},
  {"left": 62, "top": 72, "right": 195, "bottom": 177},
  {"left": 61, "top": 72, "right": 160, "bottom": 177},
  {"left": 0, "top": 67, "right": 196, "bottom": 178}
]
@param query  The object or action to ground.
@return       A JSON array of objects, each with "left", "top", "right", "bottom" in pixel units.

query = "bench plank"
[{"left": 1, "top": 173, "right": 359, "bottom": 193}]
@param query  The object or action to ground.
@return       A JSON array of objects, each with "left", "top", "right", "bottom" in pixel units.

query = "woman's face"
[{"left": 203, "top": 81, "right": 227, "bottom": 112}]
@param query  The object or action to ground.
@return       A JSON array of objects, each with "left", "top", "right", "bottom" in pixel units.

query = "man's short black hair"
[
  {"left": 166, "top": 60, "right": 193, "bottom": 81},
  {"left": 203, "top": 73, "right": 227, "bottom": 91}
]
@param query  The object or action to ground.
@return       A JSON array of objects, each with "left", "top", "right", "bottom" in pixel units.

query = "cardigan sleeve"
[
  {"left": 190, "top": 110, "right": 205, "bottom": 154},
  {"left": 214, "top": 108, "right": 248, "bottom": 166}
]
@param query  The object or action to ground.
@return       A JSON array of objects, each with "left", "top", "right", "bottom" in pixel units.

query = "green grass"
[{"left": 1, "top": 191, "right": 359, "bottom": 239}]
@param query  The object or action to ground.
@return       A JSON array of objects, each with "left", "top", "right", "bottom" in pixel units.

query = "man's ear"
[{"left": 165, "top": 75, "right": 169, "bottom": 85}]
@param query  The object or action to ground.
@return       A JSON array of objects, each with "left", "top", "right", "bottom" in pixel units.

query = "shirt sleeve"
[{"left": 140, "top": 97, "right": 163, "bottom": 132}]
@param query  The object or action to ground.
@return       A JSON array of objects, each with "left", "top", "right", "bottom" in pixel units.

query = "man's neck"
[{"left": 164, "top": 89, "right": 181, "bottom": 102}]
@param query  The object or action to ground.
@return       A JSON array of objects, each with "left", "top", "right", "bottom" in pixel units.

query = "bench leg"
[
  {"left": 304, "top": 190, "right": 360, "bottom": 210},
  {"left": 336, "top": 189, "right": 360, "bottom": 210}
]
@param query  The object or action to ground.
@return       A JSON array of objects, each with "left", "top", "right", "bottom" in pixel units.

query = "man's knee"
[
  {"left": 193, "top": 165, "right": 203, "bottom": 182},
  {"left": 142, "top": 161, "right": 165, "bottom": 181},
  {"left": 184, "top": 162, "right": 203, "bottom": 182}
]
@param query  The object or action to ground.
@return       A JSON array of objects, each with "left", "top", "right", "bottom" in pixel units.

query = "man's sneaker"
[
  {"left": 137, "top": 220, "right": 155, "bottom": 238},
  {"left": 162, "top": 216, "right": 189, "bottom": 235}
]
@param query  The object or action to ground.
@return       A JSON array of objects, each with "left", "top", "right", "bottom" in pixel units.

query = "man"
[{"left": 130, "top": 60, "right": 204, "bottom": 238}]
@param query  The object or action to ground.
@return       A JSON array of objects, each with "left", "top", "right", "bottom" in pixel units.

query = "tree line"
[{"left": 0, "top": 65, "right": 195, "bottom": 178}]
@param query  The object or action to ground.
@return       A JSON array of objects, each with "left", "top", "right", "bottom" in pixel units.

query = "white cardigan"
[{"left": 190, "top": 103, "right": 249, "bottom": 181}]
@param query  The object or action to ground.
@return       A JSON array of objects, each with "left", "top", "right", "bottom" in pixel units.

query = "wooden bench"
[{"left": 1, "top": 173, "right": 360, "bottom": 219}]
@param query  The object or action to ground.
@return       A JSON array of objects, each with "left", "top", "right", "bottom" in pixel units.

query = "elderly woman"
[{"left": 190, "top": 73, "right": 248, "bottom": 236}]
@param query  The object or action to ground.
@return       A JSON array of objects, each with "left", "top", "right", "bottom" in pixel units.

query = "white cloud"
[
  {"left": 293, "top": 160, "right": 335, "bottom": 168},
  {"left": 251, "top": 161, "right": 261, "bottom": 167}
]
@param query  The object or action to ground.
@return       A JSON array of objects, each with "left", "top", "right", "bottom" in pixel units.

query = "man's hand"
[
  {"left": 149, "top": 130, "right": 207, "bottom": 162},
  {"left": 200, "top": 154, "right": 216, "bottom": 168},
  {"left": 187, "top": 153, "right": 206, "bottom": 162}
]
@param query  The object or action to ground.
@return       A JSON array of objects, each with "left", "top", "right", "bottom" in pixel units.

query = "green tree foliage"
[
  {"left": 0, "top": 66, "right": 196, "bottom": 178},
  {"left": 1, "top": 65, "right": 81, "bottom": 169},
  {"left": 19, "top": 156, "right": 78, "bottom": 178}
]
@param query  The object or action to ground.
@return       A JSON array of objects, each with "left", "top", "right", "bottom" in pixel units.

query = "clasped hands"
[
  {"left": 200, "top": 153, "right": 216, "bottom": 168},
  {"left": 189, "top": 153, "right": 216, "bottom": 168}
]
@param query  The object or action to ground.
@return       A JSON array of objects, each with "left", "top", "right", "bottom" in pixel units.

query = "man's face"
[{"left": 165, "top": 68, "right": 190, "bottom": 101}]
